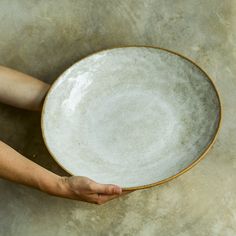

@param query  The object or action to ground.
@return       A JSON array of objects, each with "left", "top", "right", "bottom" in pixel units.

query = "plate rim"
[{"left": 41, "top": 45, "right": 222, "bottom": 190}]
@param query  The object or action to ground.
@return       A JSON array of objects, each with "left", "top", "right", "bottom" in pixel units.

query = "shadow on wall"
[{"left": 0, "top": 103, "right": 68, "bottom": 176}]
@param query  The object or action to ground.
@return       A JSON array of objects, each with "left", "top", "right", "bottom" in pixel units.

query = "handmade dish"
[{"left": 41, "top": 46, "right": 221, "bottom": 190}]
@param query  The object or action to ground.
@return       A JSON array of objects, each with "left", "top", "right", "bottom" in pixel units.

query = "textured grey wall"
[{"left": 0, "top": 0, "right": 235, "bottom": 235}]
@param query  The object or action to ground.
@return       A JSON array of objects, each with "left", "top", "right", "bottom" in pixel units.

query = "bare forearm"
[
  {"left": 0, "top": 141, "right": 67, "bottom": 196},
  {"left": 0, "top": 141, "right": 123, "bottom": 203},
  {"left": 0, "top": 66, "right": 50, "bottom": 111}
]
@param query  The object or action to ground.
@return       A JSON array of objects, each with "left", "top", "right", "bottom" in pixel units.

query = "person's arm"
[
  {"left": 0, "top": 66, "right": 123, "bottom": 204},
  {"left": 0, "top": 141, "right": 122, "bottom": 204},
  {"left": 0, "top": 66, "right": 50, "bottom": 111}
]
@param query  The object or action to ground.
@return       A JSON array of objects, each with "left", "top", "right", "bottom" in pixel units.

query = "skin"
[{"left": 0, "top": 66, "right": 131, "bottom": 204}]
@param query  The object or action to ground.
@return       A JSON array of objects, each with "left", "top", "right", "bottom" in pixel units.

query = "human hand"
[
  {"left": 0, "top": 141, "right": 131, "bottom": 204},
  {"left": 58, "top": 176, "right": 130, "bottom": 204}
]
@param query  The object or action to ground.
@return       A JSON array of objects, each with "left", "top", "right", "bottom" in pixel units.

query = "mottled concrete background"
[{"left": 0, "top": 0, "right": 235, "bottom": 235}]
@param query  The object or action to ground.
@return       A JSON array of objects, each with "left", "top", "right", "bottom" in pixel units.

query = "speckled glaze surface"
[{"left": 41, "top": 46, "right": 220, "bottom": 189}]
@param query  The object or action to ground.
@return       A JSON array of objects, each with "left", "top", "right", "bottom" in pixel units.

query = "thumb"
[{"left": 90, "top": 182, "right": 122, "bottom": 195}]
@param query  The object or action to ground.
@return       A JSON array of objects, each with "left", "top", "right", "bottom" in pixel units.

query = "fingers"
[
  {"left": 76, "top": 190, "right": 135, "bottom": 205},
  {"left": 85, "top": 193, "right": 120, "bottom": 205},
  {"left": 83, "top": 190, "right": 135, "bottom": 205},
  {"left": 62, "top": 176, "right": 134, "bottom": 204},
  {"left": 89, "top": 182, "right": 122, "bottom": 195}
]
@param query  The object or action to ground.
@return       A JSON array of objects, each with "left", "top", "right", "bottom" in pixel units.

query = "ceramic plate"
[{"left": 41, "top": 46, "right": 221, "bottom": 189}]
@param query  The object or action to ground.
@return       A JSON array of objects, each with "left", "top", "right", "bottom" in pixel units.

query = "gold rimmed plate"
[{"left": 41, "top": 46, "right": 221, "bottom": 190}]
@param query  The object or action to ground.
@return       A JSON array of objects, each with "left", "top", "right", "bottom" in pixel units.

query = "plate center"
[{"left": 80, "top": 88, "right": 177, "bottom": 164}]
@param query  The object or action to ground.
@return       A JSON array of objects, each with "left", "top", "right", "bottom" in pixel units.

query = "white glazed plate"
[{"left": 41, "top": 46, "right": 221, "bottom": 190}]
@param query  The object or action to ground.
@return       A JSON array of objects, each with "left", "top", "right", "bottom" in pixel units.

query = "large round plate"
[{"left": 41, "top": 46, "right": 221, "bottom": 190}]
